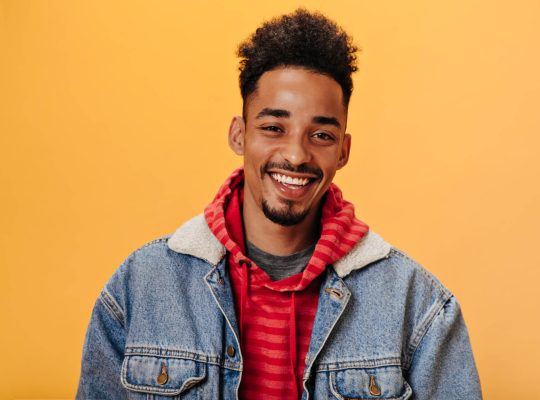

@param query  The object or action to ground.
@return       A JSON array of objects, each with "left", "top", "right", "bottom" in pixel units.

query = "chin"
[{"left": 261, "top": 199, "right": 310, "bottom": 227}]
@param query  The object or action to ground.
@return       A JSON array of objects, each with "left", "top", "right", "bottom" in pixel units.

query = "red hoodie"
[{"left": 205, "top": 169, "right": 369, "bottom": 399}]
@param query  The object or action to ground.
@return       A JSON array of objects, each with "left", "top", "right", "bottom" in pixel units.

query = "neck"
[{"left": 242, "top": 193, "right": 320, "bottom": 257}]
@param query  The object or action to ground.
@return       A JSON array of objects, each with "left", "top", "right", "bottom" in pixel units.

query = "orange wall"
[{"left": 1, "top": 1, "right": 539, "bottom": 398}]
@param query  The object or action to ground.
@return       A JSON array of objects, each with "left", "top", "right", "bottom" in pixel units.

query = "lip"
[
  {"left": 266, "top": 172, "right": 319, "bottom": 200},
  {"left": 266, "top": 168, "right": 320, "bottom": 180}
]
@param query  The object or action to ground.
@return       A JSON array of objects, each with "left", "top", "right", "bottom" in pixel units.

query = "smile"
[{"left": 270, "top": 173, "right": 311, "bottom": 188}]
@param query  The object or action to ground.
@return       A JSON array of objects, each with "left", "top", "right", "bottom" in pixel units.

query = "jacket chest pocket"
[
  {"left": 329, "top": 365, "right": 412, "bottom": 400},
  {"left": 121, "top": 355, "right": 206, "bottom": 399}
]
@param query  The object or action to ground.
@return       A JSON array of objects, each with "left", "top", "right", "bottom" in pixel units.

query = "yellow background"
[{"left": 1, "top": 1, "right": 539, "bottom": 399}]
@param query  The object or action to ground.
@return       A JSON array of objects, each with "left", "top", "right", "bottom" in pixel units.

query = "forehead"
[{"left": 246, "top": 67, "right": 346, "bottom": 120}]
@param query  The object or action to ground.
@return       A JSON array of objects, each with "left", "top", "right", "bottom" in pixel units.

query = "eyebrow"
[
  {"left": 255, "top": 107, "right": 341, "bottom": 128},
  {"left": 256, "top": 108, "right": 290, "bottom": 119},
  {"left": 312, "top": 115, "right": 341, "bottom": 129}
]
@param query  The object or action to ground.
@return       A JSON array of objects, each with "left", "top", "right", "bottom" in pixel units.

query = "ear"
[
  {"left": 337, "top": 133, "right": 351, "bottom": 169},
  {"left": 228, "top": 116, "right": 246, "bottom": 156}
]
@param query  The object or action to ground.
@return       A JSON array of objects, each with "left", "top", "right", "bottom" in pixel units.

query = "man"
[{"left": 77, "top": 9, "right": 482, "bottom": 399}]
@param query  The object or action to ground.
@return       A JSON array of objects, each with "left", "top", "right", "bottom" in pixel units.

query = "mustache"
[{"left": 261, "top": 162, "right": 323, "bottom": 179}]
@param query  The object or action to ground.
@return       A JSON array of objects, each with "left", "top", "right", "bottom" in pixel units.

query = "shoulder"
[
  {"left": 383, "top": 247, "right": 451, "bottom": 299},
  {"left": 101, "top": 221, "right": 217, "bottom": 312},
  {"left": 345, "top": 243, "right": 452, "bottom": 309},
  {"left": 111, "top": 233, "right": 175, "bottom": 279},
  {"left": 340, "top": 238, "right": 454, "bottom": 346},
  {"left": 338, "top": 231, "right": 453, "bottom": 304},
  {"left": 109, "top": 212, "right": 223, "bottom": 281}
]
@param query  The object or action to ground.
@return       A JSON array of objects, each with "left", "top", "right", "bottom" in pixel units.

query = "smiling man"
[{"left": 77, "top": 9, "right": 482, "bottom": 400}]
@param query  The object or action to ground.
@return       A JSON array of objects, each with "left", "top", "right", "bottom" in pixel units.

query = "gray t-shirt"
[{"left": 245, "top": 240, "right": 316, "bottom": 281}]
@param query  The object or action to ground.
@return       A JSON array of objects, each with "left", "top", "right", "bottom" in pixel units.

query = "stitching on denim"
[
  {"left": 140, "top": 236, "right": 170, "bottom": 250},
  {"left": 99, "top": 288, "right": 125, "bottom": 327},
  {"left": 316, "top": 357, "right": 402, "bottom": 371},
  {"left": 125, "top": 346, "right": 220, "bottom": 364},
  {"left": 403, "top": 295, "right": 453, "bottom": 371},
  {"left": 389, "top": 248, "right": 452, "bottom": 298},
  {"left": 123, "top": 345, "right": 242, "bottom": 371},
  {"left": 389, "top": 247, "right": 455, "bottom": 370},
  {"left": 120, "top": 236, "right": 171, "bottom": 265},
  {"left": 123, "top": 372, "right": 206, "bottom": 396},
  {"left": 203, "top": 264, "right": 244, "bottom": 374},
  {"left": 179, "top": 375, "right": 206, "bottom": 394},
  {"left": 329, "top": 370, "right": 413, "bottom": 400},
  {"left": 120, "top": 355, "right": 206, "bottom": 395},
  {"left": 329, "top": 373, "right": 345, "bottom": 399},
  {"left": 303, "top": 271, "right": 352, "bottom": 377}
]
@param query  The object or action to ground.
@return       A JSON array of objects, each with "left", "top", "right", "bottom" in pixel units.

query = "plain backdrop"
[{"left": 1, "top": 1, "right": 539, "bottom": 399}]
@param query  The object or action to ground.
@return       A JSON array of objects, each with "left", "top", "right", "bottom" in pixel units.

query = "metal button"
[
  {"left": 156, "top": 363, "right": 168, "bottom": 385},
  {"left": 226, "top": 345, "right": 236, "bottom": 357},
  {"left": 218, "top": 277, "right": 225, "bottom": 285},
  {"left": 369, "top": 375, "right": 381, "bottom": 396}
]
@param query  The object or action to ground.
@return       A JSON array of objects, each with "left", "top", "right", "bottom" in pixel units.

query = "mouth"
[
  {"left": 270, "top": 173, "right": 312, "bottom": 188},
  {"left": 266, "top": 170, "right": 320, "bottom": 199}
]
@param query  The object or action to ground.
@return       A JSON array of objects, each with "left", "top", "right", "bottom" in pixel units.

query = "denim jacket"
[{"left": 77, "top": 214, "right": 482, "bottom": 399}]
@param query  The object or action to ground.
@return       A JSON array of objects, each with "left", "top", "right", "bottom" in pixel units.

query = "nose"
[{"left": 279, "top": 135, "right": 311, "bottom": 166}]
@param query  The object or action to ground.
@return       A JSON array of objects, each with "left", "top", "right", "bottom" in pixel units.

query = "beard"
[
  {"left": 262, "top": 199, "right": 310, "bottom": 227},
  {"left": 258, "top": 161, "right": 322, "bottom": 226}
]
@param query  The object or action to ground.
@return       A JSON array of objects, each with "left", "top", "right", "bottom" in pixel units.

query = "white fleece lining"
[
  {"left": 332, "top": 230, "right": 392, "bottom": 277},
  {"left": 167, "top": 214, "right": 392, "bottom": 278},
  {"left": 167, "top": 214, "right": 226, "bottom": 266}
]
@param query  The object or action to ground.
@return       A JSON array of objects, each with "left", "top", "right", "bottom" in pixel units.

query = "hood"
[{"left": 167, "top": 213, "right": 392, "bottom": 278}]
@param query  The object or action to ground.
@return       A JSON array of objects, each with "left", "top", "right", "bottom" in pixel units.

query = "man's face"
[{"left": 229, "top": 67, "right": 351, "bottom": 227}]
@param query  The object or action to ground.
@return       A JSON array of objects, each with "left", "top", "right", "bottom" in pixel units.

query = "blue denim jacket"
[{"left": 77, "top": 214, "right": 482, "bottom": 399}]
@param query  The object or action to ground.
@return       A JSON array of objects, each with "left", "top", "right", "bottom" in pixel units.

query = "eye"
[
  {"left": 260, "top": 125, "right": 284, "bottom": 134},
  {"left": 311, "top": 132, "right": 335, "bottom": 142}
]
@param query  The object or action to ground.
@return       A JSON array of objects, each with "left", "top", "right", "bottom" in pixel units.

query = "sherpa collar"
[{"left": 167, "top": 214, "right": 391, "bottom": 278}]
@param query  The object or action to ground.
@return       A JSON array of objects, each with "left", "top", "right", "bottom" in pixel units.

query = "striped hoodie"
[{"left": 204, "top": 169, "right": 369, "bottom": 399}]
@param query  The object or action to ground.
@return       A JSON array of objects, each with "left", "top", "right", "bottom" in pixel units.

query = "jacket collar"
[{"left": 167, "top": 214, "right": 391, "bottom": 278}]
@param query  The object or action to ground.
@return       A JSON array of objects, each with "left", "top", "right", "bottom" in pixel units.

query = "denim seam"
[
  {"left": 328, "top": 373, "right": 345, "bottom": 400},
  {"left": 203, "top": 263, "right": 245, "bottom": 387},
  {"left": 303, "top": 271, "right": 352, "bottom": 400},
  {"left": 140, "top": 236, "right": 170, "bottom": 249},
  {"left": 316, "top": 357, "right": 402, "bottom": 371},
  {"left": 120, "top": 356, "right": 206, "bottom": 395},
  {"left": 403, "top": 294, "right": 453, "bottom": 370},
  {"left": 99, "top": 288, "right": 125, "bottom": 327},
  {"left": 329, "top": 371, "right": 413, "bottom": 400},
  {"left": 389, "top": 248, "right": 451, "bottom": 298},
  {"left": 124, "top": 346, "right": 242, "bottom": 371}
]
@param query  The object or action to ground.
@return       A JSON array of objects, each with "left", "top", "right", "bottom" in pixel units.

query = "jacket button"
[
  {"left": 324, "top": 287, "right": 344, "bottom": 299},
  {"left": 226, "top": 345, "right": 236, "bottom": 357},
  {"left": 369, "top": 375, "right": 381, "bottom": 396},
  {"left": 156, "top": 363, "right": 168, "bottom": 385}
]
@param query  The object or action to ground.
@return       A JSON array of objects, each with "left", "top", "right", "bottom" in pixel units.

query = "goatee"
[{"left": 262, "top": 199, "right": 309, "bottom": 226}]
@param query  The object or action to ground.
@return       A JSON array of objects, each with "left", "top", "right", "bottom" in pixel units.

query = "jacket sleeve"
[
  {"left": 405, "top": 296, "right": 482, "bottom": 399},
  {"left": 76, "top": 289, "right": 129, "bottom": 399}
]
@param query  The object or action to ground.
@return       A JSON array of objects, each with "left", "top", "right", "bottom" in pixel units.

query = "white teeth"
[{"left": 270, "top": 173, "right": 310, "bottom": 186}]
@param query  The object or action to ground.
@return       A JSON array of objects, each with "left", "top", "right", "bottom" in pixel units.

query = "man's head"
[
  {"left": 237, "top": 8, "right": 358, "bottom": 119},
  {"left": 228, "top": 9, "right": 358, "bottom": 228}
]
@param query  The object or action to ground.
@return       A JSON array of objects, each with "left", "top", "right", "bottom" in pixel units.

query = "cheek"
[{"left": 244, "top": 145, "right": 274, "bottom": 174}]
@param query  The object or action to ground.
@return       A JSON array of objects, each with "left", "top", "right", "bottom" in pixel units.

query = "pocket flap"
[
  {"left": 330, "top": 365, "right": 412, "bottom": 400},
  {"left": 121, "top": 355, "right": 206, "bottom": 396}
]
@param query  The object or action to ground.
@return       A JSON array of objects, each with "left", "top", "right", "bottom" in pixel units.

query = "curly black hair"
[{"left": 237, "top": 8, "right": 358, "bottom": 114}]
